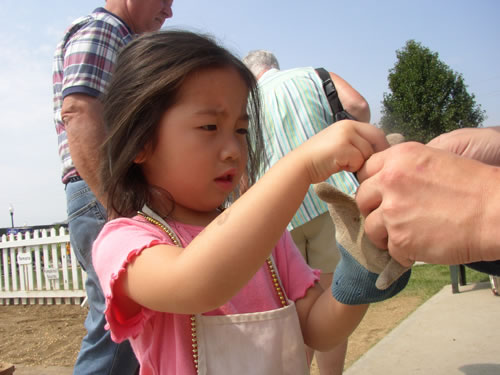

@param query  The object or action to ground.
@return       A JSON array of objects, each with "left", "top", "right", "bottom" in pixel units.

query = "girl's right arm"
[{"left": 119, "top": 121, "right": 388, "bottom": 315}]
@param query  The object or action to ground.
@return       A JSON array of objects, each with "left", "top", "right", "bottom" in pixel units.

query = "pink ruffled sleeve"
[
  {"left": 273, "top": 231, "right": 320, "bottom": 302},
  {"left": 92, "top": 217, "right": 173, "bottom": 342}
]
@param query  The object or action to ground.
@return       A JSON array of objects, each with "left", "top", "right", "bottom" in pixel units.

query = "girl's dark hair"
[{"left": 100, "top": 30, "right": 266, "bottom": 218}]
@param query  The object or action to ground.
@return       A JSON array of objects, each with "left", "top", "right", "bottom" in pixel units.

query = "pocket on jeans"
[
  {"left": 68, "top": 199, "right": 106, "bottom": 224},
  {"left": 67, "top": 184, "right": 105, "bottom": 221},
  {"left": 66, "top": 183, "right": 106, "bottom": 270}
]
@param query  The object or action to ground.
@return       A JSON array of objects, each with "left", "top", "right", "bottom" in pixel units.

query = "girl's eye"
[
  {"left": 236, "top": 128, "right": 248, "bottom": 135},
  {"left": 201, "top": 124, "right": 217, "bottom": 131}
]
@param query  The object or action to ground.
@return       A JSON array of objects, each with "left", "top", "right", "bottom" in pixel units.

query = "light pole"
[{"left": 8, "top": 204, "right": 14, "bottom": 228}]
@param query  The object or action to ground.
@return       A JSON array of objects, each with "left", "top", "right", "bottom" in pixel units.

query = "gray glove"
[{"left": 314, "top": 182, "right": 411, "bottom": 304}]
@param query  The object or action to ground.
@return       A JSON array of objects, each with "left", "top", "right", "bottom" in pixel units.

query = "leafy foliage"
[{"left": 380, "top": 40, "right": 485, "bottom": 142}]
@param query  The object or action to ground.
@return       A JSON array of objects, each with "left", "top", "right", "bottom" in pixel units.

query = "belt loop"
[{"left": 66, "top": 176, "right": 83, "bottom": 184}]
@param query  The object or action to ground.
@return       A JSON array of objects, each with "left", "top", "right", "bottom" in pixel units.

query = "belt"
[{"left": 66, "top": 176, "right": 83, "bottom": 184}]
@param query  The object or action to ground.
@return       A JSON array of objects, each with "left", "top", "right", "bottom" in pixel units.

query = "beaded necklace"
[{"left": 137, "top": 211, "right": 287, "bottom": 373}]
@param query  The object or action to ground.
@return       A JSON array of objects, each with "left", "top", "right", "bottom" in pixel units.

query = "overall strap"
[{"left": 138, "top": 204, "right": 182, "bottom": 246}]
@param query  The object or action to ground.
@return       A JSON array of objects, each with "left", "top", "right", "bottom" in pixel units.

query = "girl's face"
[{"left": 138, "top": 66, "right": 250, "bottom": 224}]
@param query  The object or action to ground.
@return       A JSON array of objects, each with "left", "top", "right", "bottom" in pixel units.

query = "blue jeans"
[{"left": 66, "top": 180, "right": 139, "bottom": 375}]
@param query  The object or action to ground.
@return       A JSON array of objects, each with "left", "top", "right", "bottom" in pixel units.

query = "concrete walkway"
[
  {"left": 345, "top": 281, "right": 500, "bottom": 375},
  {"left": 11, "top": 282, "right": 500, "bottom": 375}
]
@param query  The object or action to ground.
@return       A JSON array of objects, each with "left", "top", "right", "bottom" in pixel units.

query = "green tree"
[{"left": 380, "top": 40, "right": 485, "bottom": 142}]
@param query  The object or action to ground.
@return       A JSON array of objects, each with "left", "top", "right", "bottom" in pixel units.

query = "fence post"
[
  {"left": 34, "top": 230, "right": 44, "bottom": 304},
  {"left": 52, "top": 228, "right": 62, "bottom": 305},
  {"left": 9, "top": 233, "right": 18, "bottom": 305},
  {"left": 0, "top": 235, "right": 6, "bottom": 305}
]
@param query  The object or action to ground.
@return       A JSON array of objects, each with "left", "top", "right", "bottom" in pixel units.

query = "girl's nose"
[{"left": 220, "top": 135, "right": 242, "bottom": 161}]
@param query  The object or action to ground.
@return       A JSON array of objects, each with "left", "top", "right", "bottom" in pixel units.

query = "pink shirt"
[{"left": 93, "top": 216, "right": 320, "bottom": 375}]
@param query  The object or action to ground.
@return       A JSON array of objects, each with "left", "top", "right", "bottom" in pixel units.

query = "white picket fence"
[{"left": 0, "top": 227, "right": 87, "bottom": 305}]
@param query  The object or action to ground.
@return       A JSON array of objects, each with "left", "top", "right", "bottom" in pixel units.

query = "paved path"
[{"left": 345, "top": 281, "right": 500, "bottom": 375}]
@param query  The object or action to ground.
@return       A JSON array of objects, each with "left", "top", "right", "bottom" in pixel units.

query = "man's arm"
[
  {"left": 329, "top": 72, "right": 371, "bottom": 123},
  {"left": 61, "top": 93, "right": 106, "bottom": 205}
]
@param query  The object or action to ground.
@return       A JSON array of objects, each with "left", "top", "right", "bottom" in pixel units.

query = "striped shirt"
[
  {"left": 258, "top": 67, "right": 359, "bottom": 230},
  {"left": 52, "top": 8, "right": 134, "bottom": 184}
]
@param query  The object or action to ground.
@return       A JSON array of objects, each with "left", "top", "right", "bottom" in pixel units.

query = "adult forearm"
[
  {"left": 62, "top": 94, "right": 107, "bottom": 205},
  {"left": 67, "top": 126, "right": 104, "bottom": 194}
]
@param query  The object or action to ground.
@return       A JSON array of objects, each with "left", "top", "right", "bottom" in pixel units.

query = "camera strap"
[{"left": 315, "top": 67, "right": 356, "bottom": 122}]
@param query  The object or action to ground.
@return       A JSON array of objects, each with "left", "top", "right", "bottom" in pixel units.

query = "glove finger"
[{"left": 375, "top": 258, "right": 412, "bottom": 290}]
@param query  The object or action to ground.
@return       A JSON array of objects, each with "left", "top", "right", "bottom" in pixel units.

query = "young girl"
[{"left": 94, "top": 30, "right": 408, "bottom": 374}]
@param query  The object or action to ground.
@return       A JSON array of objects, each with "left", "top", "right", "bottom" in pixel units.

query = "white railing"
[{"left": 0, "top": 227, "right": 87, "bottom": 305}]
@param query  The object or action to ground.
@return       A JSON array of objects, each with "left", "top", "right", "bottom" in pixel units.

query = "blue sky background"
[{"left": 0, "top": 0, "right": 499, "bottom": 228}]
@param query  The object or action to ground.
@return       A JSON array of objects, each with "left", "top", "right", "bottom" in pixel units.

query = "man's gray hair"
[{"left": 242, "top": 50, "right": 280, "bottom": 77}]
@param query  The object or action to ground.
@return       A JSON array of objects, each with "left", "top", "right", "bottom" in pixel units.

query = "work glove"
[{"left": 314, "top": 182, "right": 411, "bottom": 305}]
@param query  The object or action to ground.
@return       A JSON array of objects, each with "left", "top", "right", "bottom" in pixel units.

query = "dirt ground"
[{"left": 0, "top": 295, "right": 421, "bottom": 372}]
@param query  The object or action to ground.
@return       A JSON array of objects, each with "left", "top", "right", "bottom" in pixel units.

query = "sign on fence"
[
  {"left": 44, "top": 267, "right": 60, "bottom": 290},
  {"left": 0, "top": 227, "right": 87, "bottom": 305},
  {"left": 17, "top": 250, "right": 32, "bottom": 265},
  {"left": 44, "top": 267, "right": 59, "bottom": 280}
]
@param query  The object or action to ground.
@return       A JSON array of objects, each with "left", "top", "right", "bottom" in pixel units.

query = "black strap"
[{"left": 315, "top": 68, "right": 356, "bottom": 122}]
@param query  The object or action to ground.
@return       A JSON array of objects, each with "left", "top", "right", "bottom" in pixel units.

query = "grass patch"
[{"left": 399, "top": 263, "right": 490, "bottom": 300}]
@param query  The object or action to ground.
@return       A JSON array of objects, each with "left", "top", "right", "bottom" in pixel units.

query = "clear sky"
[{"left": 0, "top": 0, "right": 499, "bottom": 228}]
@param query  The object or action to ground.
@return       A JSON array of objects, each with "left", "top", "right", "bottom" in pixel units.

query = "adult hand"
[
  {"left": 427, "top": 126, "right": 500, "bottom": 166},
  {"left": 355, "top": 142, "right": 500, "bottom": 267}
]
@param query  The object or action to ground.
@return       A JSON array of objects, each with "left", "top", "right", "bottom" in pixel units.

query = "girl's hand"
[{"left": 298, "top": 120, "right": 389, "bottom": 184}]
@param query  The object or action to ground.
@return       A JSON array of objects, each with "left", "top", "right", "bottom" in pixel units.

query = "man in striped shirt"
[
  {"left": 243, "top": 50, "right": 371, "bottom": 375},
  {"left": 52, "top": 1, "right": 173, "bottom": 374}
]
